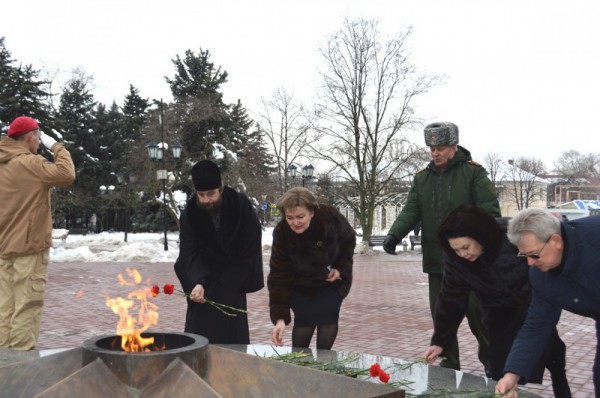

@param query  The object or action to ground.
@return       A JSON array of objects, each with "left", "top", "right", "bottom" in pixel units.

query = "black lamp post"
[
  {"left": 289, "top": 163, "right": 315, "bottom": 187},
  {"left": 288, "top": 164, "right": 297, "bottom": 182},
  {"left": 146, "top": 99, "right": 183, "bottom": 251},
  {"left": 99, "top": 185, "right": 115, "bottom": 231},
  {"left": 116, "top": 173, "right": 136, "bottom": 242}
]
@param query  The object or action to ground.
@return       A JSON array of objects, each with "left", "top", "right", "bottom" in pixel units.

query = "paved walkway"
[{"left": 36, "top": 250, "right": 595, "bottom": 397}]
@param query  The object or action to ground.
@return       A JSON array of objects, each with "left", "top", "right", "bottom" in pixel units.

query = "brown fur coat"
[{"left": 267, "top": 205, "right": 356, "bottom": 324}]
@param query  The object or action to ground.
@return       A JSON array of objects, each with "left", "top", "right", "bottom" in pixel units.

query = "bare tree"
[
  {"left": 546, "top": 150, "right": 600, "bottom": 206},
  {"left": 553, "top": 150, "right": 600, "bottom": 181},
  {"left": 503, "top": 156, "right": 547, "bottom": 210},
  {"left": 483, "top": 152, "right": 504, "bottom": 186},
  {"left": 257, "top": 87, "right": 310, "bottom": 195},
  {"left": 310, "top": 18, "right": 439, "bottom": 241}
]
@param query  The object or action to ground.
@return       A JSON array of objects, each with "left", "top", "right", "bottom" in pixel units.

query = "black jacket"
[
  {"left": 387, "top": 146, "right": 500, "bottom": 274},
  {"left": 431, "top": 235, "right": 546, "bottom": 381}
]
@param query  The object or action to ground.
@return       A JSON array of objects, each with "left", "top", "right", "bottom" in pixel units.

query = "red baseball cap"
[{"left": 8, "top": 116, "right": 40, "bottom": 137}]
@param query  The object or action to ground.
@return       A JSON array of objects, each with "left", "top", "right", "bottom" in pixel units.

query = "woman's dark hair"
[{"left": 438, "top": 204, "right": 503, "bottom": 262}]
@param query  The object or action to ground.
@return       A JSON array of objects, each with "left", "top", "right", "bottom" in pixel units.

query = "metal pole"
[
  {"left": 124, "top": 181, "right": 129, "bottom": 242},
  {"left": 162, "top": 179, "right": 168, "bottom": 251},
  {"left": 160, "top": 99, "right": 168, "bottom": 251}
]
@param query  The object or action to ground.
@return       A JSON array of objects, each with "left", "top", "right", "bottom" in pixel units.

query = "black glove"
[{"left": 383, "top": 235, "right": 399, "bottom": 255}]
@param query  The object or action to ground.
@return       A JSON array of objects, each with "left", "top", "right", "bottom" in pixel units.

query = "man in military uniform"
[{"left": 383, "top": 122, "right": 500, "bottom": 373}]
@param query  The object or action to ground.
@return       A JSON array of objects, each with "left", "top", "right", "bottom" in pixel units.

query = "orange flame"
[{"left": 105, "top": 268, "right": 160, "bottom": 352}]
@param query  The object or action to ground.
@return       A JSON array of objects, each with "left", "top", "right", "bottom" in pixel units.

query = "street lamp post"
[
  {"left": 99, "top": 185, "right": 115, "bottom": 231},
  {"left": 289, "top": 163, "right": 315, "bottom": 187},
  {"left": 147, "top": 99, "right": 183, "bottom": 251},
  {"left": 116, "top": 173, "right": 136, "bottom": 242}
]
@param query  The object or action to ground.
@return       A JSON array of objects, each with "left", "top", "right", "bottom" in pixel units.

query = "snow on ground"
[{"left": 50, "top": 228, "right": 275, "bottom": 263}]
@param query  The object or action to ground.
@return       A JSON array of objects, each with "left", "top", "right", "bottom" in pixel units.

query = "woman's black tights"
[{"left": 292, "top": 323, "right": 338, "bottom": 349}]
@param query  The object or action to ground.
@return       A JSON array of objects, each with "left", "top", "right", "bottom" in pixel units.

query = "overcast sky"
[{"left": 3, "top": 0, "right": 599, "bottom": 168}]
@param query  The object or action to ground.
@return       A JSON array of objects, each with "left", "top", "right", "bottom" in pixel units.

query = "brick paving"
[{"left": 37, "top": 251, "right": 596, "bottom": 397}]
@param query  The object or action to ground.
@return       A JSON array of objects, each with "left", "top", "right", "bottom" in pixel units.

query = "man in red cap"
[{"left": 0, "top": 116, "right": 76, "bottom": 350}]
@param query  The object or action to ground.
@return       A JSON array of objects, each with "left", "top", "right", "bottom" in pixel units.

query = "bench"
[
  {"left": 368, "top": 235, "right": 387, "bottom": 247},
  {"left": 368, "top": 235, "right": 410, "bottom": 252},
  {"left": 52, "top": 229, "right": 69, "bottom": 243},
  {"left": 160, "top": 236, "right": 180, "bottom": 246},
  {"left": 68, "top": 227, "right": 89, "bottom": 235},
  {"left": 409, "top": 235, "right": 422, "bottom": 250}
]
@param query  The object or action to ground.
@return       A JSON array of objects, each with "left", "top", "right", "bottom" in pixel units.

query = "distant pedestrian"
[
  {"left": 0, "top": 116, "right": 75, "bottom": 350},
  {"left": 174, "top": 160, "right": 264, "bottom": 344},
  {"left": 268, "top": 187, "right": 356, "bottom": 349},
  {"left": 496, "top": 209, "right": 600, "bottom": 397}
]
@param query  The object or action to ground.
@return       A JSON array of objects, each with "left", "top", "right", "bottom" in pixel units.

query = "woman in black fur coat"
[
  {"left": 423, "top": 204, "right": 570, "bottom": 397},
  {"left": 268, "top": 187, "right": 356, "bottom": 349}
]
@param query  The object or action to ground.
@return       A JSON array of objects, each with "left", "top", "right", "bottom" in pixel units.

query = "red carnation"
[
  {"left": 151, "top": 285, "right": 160, "bottom": 297},
  {"left": 379, "top": 370, "right": 390, "bottom": 383},
  {"left": 163, "top": 284, "right": 175, "bottom": 295},
  {"left": 369, "top": 363, "right": 381, "bottom": 377}
]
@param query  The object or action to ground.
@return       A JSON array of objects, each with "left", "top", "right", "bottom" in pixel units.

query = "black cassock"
[{"left": 174, "top": 186, "right": 263, "bottom": 344}]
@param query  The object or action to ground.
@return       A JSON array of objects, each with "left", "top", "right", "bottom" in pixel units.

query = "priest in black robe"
[{"left": 174, "top": 160, "right": 264, "bottom": 344}]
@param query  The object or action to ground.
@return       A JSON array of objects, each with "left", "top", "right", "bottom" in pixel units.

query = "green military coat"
[{"left": 388, "top": 146, "right": 500, "bottom": 274}]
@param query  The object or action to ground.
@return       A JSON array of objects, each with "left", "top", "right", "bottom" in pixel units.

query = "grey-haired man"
[{"left": 497, "top": 208, "right": 598, "bottom": 397}]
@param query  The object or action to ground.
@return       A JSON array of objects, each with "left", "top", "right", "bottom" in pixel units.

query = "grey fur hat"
[{"left": 424, "top": 122, "right": 459, "bottom": 146}]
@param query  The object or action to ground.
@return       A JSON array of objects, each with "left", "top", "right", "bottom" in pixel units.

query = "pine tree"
[
  {"left": 166, "top": 48, "right": 233, "bottom": 162},
  {"left": 0, "top": 37, "right": 17, "bottom": 129},
  {"left": 93, "top": 101, "right": 123, "bottom": 179},
  {"left": 120, "top": 85, "right": 149, "bottom": 174},
  {"left": 54, "top": 72, "right": 99, "bottom": 223},
  {"left": 121, "top": 85, "right": 149, "bottom": 144},
  {"left": 229, "top": 100, "right": 276, "bottom": 197},
  {"left": 167, "top": 49, "right": 228, "bottom": 101},
  {"left": 0, "top": 37, "right": 52, "bottom": 133}
]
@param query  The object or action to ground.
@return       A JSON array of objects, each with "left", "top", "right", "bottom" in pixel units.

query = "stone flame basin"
[
  {"left": 0, "top": 332, "right": 404, "bottom": 397},
  {"left": 82, "top": 332, "right": 208, "bottom": 389}
]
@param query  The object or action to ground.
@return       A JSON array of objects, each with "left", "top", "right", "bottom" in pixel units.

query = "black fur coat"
[
  {"left": 431, "top": 234, "right": 544, "bottom": 381},
  {"left": 267, "top": 205, "right": 356, "bottom": 325},
  {"left": 174, "top": 186, "right": 263, "bottom": 343}
]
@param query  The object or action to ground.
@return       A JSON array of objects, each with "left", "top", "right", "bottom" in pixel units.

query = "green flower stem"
[
  {"left": 205, "top": 299, "right": 248, "bottom": 317},
  {"left": 177, "top": 289, "right": 248, "bottom": 317}
]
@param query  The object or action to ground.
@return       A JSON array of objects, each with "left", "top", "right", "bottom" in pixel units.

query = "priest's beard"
[{"left": 197, "top": 196, "right": 222, "bottom": 214}]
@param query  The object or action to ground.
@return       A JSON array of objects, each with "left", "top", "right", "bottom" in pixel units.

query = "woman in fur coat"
[{"left": 268, "top": 187, "right": 356, "bottom": 349}]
